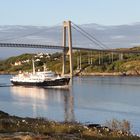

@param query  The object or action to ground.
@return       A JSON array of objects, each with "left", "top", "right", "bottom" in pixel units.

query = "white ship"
[{"left": 10, "top": 60, "right": 70, "bottom": 87}]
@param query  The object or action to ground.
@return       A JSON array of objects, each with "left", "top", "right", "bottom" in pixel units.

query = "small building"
[
  {"left": 35, "top": 59, "right": 40, "bottom": 62},
  {"left": 14, "top": 61, "right": 22, "bottom": 66}
]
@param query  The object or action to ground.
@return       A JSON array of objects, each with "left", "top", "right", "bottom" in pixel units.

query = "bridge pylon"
[{"left": 62, "top": 21, "right": 73, "bottom": 77}]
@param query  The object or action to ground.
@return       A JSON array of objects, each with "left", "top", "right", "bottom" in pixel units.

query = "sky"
[{"left": 0, "top": 0, "right": 140, "bottom": 26}]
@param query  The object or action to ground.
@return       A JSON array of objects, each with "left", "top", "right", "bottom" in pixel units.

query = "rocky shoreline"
[
  {"left": 0, "top": 110, "right": 140, "bottom": 140},
  {"left": 76, "top": 71, "right": 140, "bottom": 76}
]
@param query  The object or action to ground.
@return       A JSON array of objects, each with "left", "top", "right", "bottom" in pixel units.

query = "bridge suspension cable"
[
  {"left": 72, "top": 26, "right": 104, "bottom": 49},
  {"left": 71, "top": 22, "right": 110, "bottom": 50}
]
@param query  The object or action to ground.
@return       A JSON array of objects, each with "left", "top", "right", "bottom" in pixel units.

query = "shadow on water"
[{"left": 10, "top": 85, "right": 75, "bottom": 122}]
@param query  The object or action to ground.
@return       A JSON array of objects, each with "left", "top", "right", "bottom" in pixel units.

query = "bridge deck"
[{"left": 0, "top": 43, "right": 140, "bottom": 54}]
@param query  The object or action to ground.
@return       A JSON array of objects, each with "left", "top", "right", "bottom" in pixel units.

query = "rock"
[{"left": 87, "top": 124, "right": 101, "bottom": 128}]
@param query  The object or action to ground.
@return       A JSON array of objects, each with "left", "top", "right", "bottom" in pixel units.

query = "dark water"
[{"left": 0, "top": 75, "right": 140, "bottom": 134}]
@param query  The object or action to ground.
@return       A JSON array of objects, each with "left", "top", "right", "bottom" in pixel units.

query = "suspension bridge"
[{"left": 0, "top": 20, "right": 139, "bottom": 76}]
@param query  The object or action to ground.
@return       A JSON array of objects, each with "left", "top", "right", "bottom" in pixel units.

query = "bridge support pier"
[
  {"left": 62, "top": 23, "right": 67, "bottom": 75},
  {"left": 62, "top": 21, "right": 73, "bottom": 77},
  {"left": 111, "top": 52, "right": 114, "bottom": 63},
  {"left": 119, "top": 53, "right": 123, "bottom": 61}
]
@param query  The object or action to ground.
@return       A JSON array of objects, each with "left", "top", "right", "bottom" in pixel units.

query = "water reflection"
[
  {"left": 10, "top": 86, "right": 75, "bottom": 122},
  {"left": 11, "top": 86, "right": 48, "bottom": 117},
  {"left": 64, "top": 91, "right": 75, "bottom": 122},
  {"left": 11, "top": 86, "right": 47, "bottom": 100}
]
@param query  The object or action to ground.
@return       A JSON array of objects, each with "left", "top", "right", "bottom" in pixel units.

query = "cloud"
[{"left": 111, "top": 35, "right": 125, "bottom": 39}]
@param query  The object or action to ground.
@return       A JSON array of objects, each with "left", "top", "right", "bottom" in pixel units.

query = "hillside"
[
  {"left": 1, "top": 46, "right": 140, "bottom": 75},
  {"left": 0, "top": 52, "right": 62, "bottom": 74}
]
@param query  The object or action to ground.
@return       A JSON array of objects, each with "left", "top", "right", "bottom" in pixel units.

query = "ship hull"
[{"left": 11, "top": 77, "right": 70, "bottom": 87}]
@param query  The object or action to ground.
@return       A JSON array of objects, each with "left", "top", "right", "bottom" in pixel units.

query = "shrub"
[{"left": 105, "top": 119, "right": 131, "bottom": 133}]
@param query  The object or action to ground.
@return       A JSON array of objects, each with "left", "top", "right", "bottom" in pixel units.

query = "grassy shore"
[{"left": 0, "top": 111, "right": 140, "bottom": 140}]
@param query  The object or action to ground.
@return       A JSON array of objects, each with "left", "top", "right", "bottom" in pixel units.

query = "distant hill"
[
  {"left": 1, "top": 47, "right": 140, "bottom": 76},
  {"left": 0, "top": 22, "right": 140, "bottom": 58}
]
